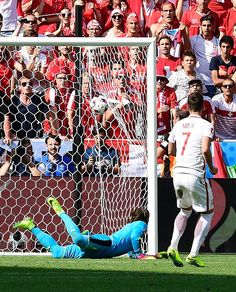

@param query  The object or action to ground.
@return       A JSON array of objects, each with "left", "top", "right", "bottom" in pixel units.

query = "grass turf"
[{"left": 0, "top": 254, "right": 235, "bottom": 292}]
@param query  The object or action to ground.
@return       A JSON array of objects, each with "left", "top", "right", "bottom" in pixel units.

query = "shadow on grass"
[{"left": 0, "top": 266, "right": 235, "bottom": 292}]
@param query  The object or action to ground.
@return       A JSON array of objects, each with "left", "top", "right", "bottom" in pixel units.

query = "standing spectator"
[
  {"left": 46, "top": 46, "right": 75, "bottom": 82},
  {"left": 212, "top": 78, "right": 236, "bottom": 140},
  {"left": 12, "top": 14, "right": 41, "bottom": 37},
  {"left": 120, "top": 12, "right": 144, "bottom": 37},
  {"left": 0, "top": 0, "right": 18, "bottom": 36},
  {"left": 209, "top": 35, "right": 236, "bottom": 89},
  {"left": 190, "top": 15, "right": 220, "bottom": 97},
  {"left": 156, "top": 35, "right": 182, "bottom": 77},
  {"left": 179, "top": 79, "right": 215, "bottom": 125},
  {"left": 218, "top": 0, "right": 236, "bottom": 38},
  {"left": 44, "top": 68, "right": 75, "bottom": 139},
  {"left": 17, "top": 0, "right": 41, "bottom": 17},
  {"left": 181, "top": 0, "right": 220, "bottom": 37},
  {"left": 167, "top": 92, "right": 218, "bottom": 268},
  {"left": 86, "top": 19, "right": 102, "bottom": 37},
  {"left": 156, "top": 74, "right": 177, "bottom": 136},
  {"left": 168, "top": 50, "right": 207, "bottom": 103},
  {"left": 208, "top": 0, "right": 232, "bottom": 22},
  {"left": 82, "top": 127, "right": 120, "bottom": 176},
  {"left": 3, "top": 76, "right": 57, "bottom": 143},
  {"left": 103, "top": 8, "right": 125, "bottom": 37},
  {"left": 37, "top": 135, "right": 75, "bottom": 176},
  {"left": 45, "top": 8, "right": 75, "bottom": 37}
]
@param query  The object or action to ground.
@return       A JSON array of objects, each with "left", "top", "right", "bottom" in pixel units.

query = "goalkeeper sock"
[{"left": 170, "top": 209, "right": 192, "bottom": 249}]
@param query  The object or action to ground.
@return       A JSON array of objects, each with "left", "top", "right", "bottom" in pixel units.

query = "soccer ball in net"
[{"left": 90, "top": 95, "right": 108, "bottom": 115}]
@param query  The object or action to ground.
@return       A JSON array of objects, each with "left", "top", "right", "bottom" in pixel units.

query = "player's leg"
[
  {"left": 13, "top": 217, "right": 64, "bottom": 258},
  {"left": 186, "top": 177, "right": 214, "bottom": 267},
  {"left": 47, "top": 197, "right": 89, "bottom": 248},
  {"left": 168, "top": 174, "right": 193, "bottom": 267}
]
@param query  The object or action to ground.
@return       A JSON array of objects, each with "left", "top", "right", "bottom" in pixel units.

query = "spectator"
[
  {"left": 156, "top": 35, "right": 182, "bottom": 78},
  {"left": 0, "top": 0, "right": 18, "bottom": 36},
  {"left": 37, "top": 135, "right": 75, "bottom": 177},
  {"left": 179, "top": 79, "right": 215, "bottom": 125},
  {"left": 189, "top": 15, "right": 220, "bottom": 97},
  {"left": 120, "top": 12, "right": 144, "bottom": 37},
  {"left": 86, "top": 19, "right": 102, "bottom": 37},
  {"left": 3, "top": 76, "right": 57, "bottom": 143},
  {"left": 208, "top": 0, "right": 232, "bottom": 22},
  {"left": 181, "top": 0, "right": 220, "bottom": 37},
  {"left": 212, "top": 78, "right": 236, "bottom": 140},
  {"left": 168, "top": 50, "right": 207, "bottom": 103},
  {"left": 209, "top": 35, "right": 236, "bottom": 89},
  {"left": 0, "top": 139, "right": 40, "bottom": 176},
  {"left": 46, "top": 46, "right": 75, "bottom": 82},
  {"left": 44, "top": 68, "right": 75, "bottom": 139},
  {"left": 103, "top": 8, "right": 125, "bottom": 37},
  {"left": 12, "top": 14, "right": 40, "bottom": 37},
  {"left": 45, "top": 8, "right": 75, "bottom": 37},
  {"left": 156, "top": 74, "right": 177, "bottom": 136},
  {"left": 218, "top": 0, "right": 236, "bottom": 38},
  {"left": 17, "top": 0, "right": 41, "bottom": 17},
  {"left": 82, "top": 127, "right": 120, "bottom": 176}
]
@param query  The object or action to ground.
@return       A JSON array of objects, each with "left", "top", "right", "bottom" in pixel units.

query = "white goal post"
[{"left": 0, "top": 37, "right": 158, "bottom": 255}]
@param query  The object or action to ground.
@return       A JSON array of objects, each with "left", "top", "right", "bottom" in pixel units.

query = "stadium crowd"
[{"left": 0, "top": 0, "right": 236, "bottom": 176}]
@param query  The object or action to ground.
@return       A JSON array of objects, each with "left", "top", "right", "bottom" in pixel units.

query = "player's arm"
[{"left": 202, "top": 136, "right": 218, "bottom": 175}]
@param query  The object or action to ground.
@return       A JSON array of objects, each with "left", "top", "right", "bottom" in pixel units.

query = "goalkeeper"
[{"left": 14, "top": 197, "right": 161, "bottom": 259}]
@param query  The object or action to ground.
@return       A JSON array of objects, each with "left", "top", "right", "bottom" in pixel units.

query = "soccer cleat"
[
  {"left": 13, "top": 217, "right": 35, "bottom": 231},
  {"left": 157, "top": 251, "right": 169, "bottom": 259},
  {"left": 185, "top": 255, "right": 206, "bottom": 267},
  {"left": 167, "top": 247, "right": 184, "bottom": 267},
  {"left": 47, "top": 197, "right": 64, "bottom": 215}
]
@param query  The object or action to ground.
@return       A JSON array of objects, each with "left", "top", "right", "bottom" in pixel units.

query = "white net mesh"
[{"left": 0, "top": 39, "right": 154, "bottom": 253}]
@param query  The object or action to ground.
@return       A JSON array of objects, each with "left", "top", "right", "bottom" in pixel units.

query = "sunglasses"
[
  {"left": 21, "top": 81, "right": 33, "bottom": 87},
  {"left": 24, "top": 19, "right": 37, "bottom": 24},
  {"left": 156, "top": 77, "right": 167, "bottom": 82},
  {"left": 222, "top": 84, "right": 234, "bottom": 89},
  {"left": 116, "top": 75, "right": 125, "bottom": 80},
  {"left": 61, "top": 13, "right": 72, "bottom": 17},
  {"left": 112, "top": 14, "right": 123, "bottom": 20},
  {"left": 56, "top": 76, "right": 67, "bottom": 80}
]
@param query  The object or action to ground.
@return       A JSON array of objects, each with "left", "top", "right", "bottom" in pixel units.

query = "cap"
[
  {"left": 87, "top": 19, "right": 102, "bottom": 30},
  {"left": 127, "top": 12, "right": 139, "bottom": 23},
  {"left": 156, "top": 73, "right": 168, "bottom": 82},
  {"left": 111, "top": 8, "right": 125, "bottom": 18},
  {"left": 188, "top": 78, "right": 202, "bottom": 86}
]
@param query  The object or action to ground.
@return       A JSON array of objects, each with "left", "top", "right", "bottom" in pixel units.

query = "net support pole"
[{"left": 146, "top": 39, "right": 158, "bottom": 255}]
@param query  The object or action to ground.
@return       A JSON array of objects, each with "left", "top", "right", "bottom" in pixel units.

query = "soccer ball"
[{"left": 90, "top": 95, "right": 108, "bottom": 115}]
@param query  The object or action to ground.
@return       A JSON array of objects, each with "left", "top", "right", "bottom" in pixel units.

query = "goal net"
[{"left": 0, "top": 37, "right": 157, "bottom": 255}]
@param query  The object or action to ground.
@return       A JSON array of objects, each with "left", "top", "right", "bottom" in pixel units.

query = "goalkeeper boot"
[
  {"left": 185, "top": 255, "right": 206, "bottom": 267},
  {"left": 167, "top": 247, "right": 184, "bottom": 267},
  {"left": 157, "top": 251, "right": 169, "bottom": 259},
  {"left": 47, "top": 197, "right": 64, "bottom": 215},
  {"left": 13, "top": 217, "right": 35, "bottom": 231}
]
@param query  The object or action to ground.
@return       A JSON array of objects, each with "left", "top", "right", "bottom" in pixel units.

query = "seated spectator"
[
  {"left": 181, "top": 0, "right": 220, "bottom": 37},
  {"left": 86, "top": 19, "right": 102, "bottom": 37},
  {"left": 179, "top": 79, "right": 215, "bottom": 125},
  {"left": 44, "top": 67, "right": 75, "bottom": 139},
  {"left": 46, "top": 46, "right": 75, "bottom": 82},
  {"left": 212, "top": 78, "right": 236, "bottom": 140},
  {"left": 156, "top": 35, "right": 182, "bottom": 78},
  {"left": 120, "top": 12, "right": 144, "bottom": 37},
  {"left": 82, "top": 127, "right": 120, "bottom": 176},
  {"left": 209, "top": 35, "right": 236, "bottom": 89},
  {"left": 168, "top": 50, "right": 207, "bottom": 103},
  {"left": 0, "top": 139, "right": 40, "bottom": 176},
  {"left": 3, "top": 76, "right": 57, "bottom": 143},
  {"left": 0, "top": 0, "right": 17, "bottom": 36},
  {"left": 156, "top": 73, "right": 177, "bottom": 136},
  {"left": 189, "top": 15, "right": 220, "bottom": 97},
  {"left": 45, "top": 8, "right": 75, "bottom": 37},
  {"left": 103, "top": 8, "right": 125, "bottom": 37},
  {"left": 37, "top": 135, "right": 75, "bottom": 177}
]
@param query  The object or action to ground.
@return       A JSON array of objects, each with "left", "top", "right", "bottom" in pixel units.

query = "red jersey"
[
  {"left": 0, "top": 59, "right": 14, "bottom": 96},
  {"left": 157, "top": 86, "right": 177, "bottom": 135},
  {"left": 46, "top": 56, "right": 75, "bottom": 81},
  {"left": 156, "top": 56, "right": 181, "bottom": 76},
  {"left": 220, "top": 8, "right": 236, "bottom": 37},
  {"left": 181, "top": 8, "right": 220, "bottom": 37},
  {"left": 46, "top": 23, "right": 75, "bottom": 36},
  {"left": 126, "top": 62, "right": 147, "bottom": 94}
]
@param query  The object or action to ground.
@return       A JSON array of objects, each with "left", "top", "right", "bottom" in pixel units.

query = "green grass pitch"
[{"left": 0, "top": 254, "right": 235, "bottom": 292}]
